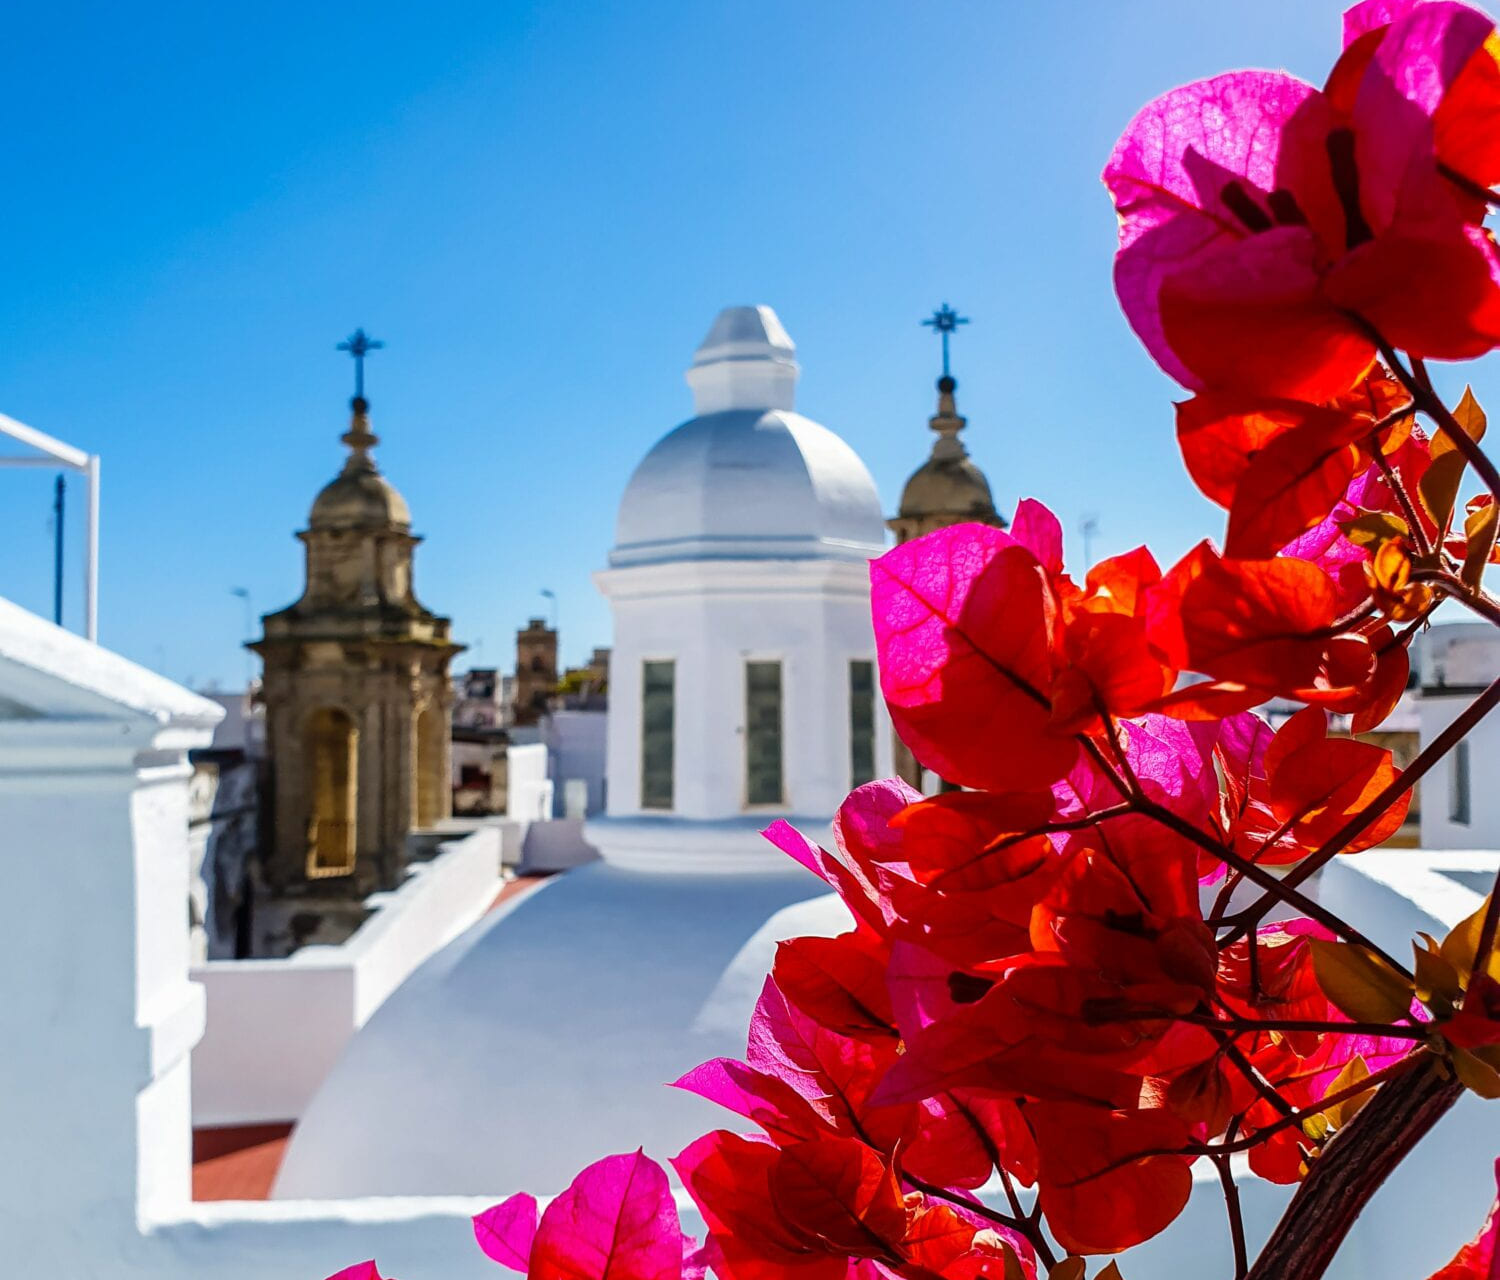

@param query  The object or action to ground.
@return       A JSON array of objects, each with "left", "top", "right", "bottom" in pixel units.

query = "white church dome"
[{"left": 610, "top": 306, "right": 886, "bottom": 568}]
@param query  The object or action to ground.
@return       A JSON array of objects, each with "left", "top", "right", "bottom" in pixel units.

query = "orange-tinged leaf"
[
  {"left": 1423, "top": 389, "right": 1485, "bottom": 533},
  {"left": 1048, "top": 1260, "right": 1086, "bottom": 1280},
  {"left": 1463, "top": 497, "right": 1499, "bottom": 591},
  {"left": 1341, "top": 511, "right": 1409, "bottom": 551},
  {"left": 1419, "top": 452, "right": 1468, "bottom": 532},
  {"left": 1448, "top": 385, "right": 1489, "bottom": 451},
  {"left": 1440, "top": 898, "right": 1500, "bottom": 985},
  {"left": 1309, "top": 939, "right": 1414, "bottom": 1024},
  {"left": 1452, "top": 1045, "right": 1500, "bottom": 1099},
  {"left": 1320, "top": 1055, "right": 1373, "bottom": 1130},
  {"left": 1414, "top": 942, "right": 1465, "bottom": 1010}
]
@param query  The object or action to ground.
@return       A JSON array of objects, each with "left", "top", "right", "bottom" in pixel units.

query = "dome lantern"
[{"left": 610, "top": 305, "right": 885, "bottom": 569}]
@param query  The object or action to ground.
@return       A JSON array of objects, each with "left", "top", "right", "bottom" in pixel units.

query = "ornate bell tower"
[
  {"left": 252, "top": 333, "right": 462, "bottom": 900},
  {"left": 888, "top": 306, "right": 1005, "bottom": 788}
]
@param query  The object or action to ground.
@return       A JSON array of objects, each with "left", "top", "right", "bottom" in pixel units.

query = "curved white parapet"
[{"left": 582, "top": 813, "right": 832, "bottom": 874}]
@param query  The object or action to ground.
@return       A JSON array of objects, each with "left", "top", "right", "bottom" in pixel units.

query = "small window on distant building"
[
  {"left": 746, "top": 660, "right": 784, "bottom": 805},
  {"left": 850, "top": 660, "right": 876, "bottom": 788},
  {"left": 641, "top": 660, "right": 675, "bottom": 810},
  {"left": 1451, "top": 739, "right": 1472, "bottom": 826}
]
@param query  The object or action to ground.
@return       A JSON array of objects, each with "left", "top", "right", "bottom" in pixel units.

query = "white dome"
[
  {"left": 271, "top": 862, "right": 850, "bottom": 1198},
  {"left": 611, "top": 306, "right": 886, "bottom": 568}
]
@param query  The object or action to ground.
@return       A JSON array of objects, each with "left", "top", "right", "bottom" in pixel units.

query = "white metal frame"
[{"left": 0, "top": 414, "right": 99, "bottom": 640}]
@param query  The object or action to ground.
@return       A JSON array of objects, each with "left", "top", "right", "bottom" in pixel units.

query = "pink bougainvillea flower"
[
  {"left": 872, "top": 522, "right": 1075, "bottom": 790},
  {"left": 674, "top": 1131, "right": 1035, "bottom": 1280},
  {"left": 872, "top": 507, "right": 1173, "bottom": 787},
  {"left": 529, "top": 1150, "right": 685, "bottom": 1280},
  {"left": 476, "top": 1151, "right": 692, "bottom": 1280},
  {"left": 326, "top": 1265, "right": 389, "bottom": 1280},
  {"left": 1146, "top": 541, "right": 1379, "bottom": 714},
  {"left": 475, "top": 1193, "right": 541, "bottom": 1271},
  {"left": 1106, "top": 3, "right": 1500, "bottom": 402},
  {"left": 1428, "top": 1157, "right": 1500, "bottom": 1278}
]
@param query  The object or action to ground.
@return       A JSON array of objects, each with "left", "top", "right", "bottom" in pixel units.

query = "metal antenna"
[{"left": 1081, "top": 514, "right": 1101, "bottom": 569}]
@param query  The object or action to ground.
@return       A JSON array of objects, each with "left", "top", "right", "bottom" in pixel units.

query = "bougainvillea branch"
[{"left": 331, "top": 4, "right": 1500, "bottom": 1280}]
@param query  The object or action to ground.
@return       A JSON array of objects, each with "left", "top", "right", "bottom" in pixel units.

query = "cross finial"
[
  {"left": 337, "top": 328, "right": 385, "bottom": 402},
  {"left": 921, "top": 303, "right": 969, "bottom": 379}
]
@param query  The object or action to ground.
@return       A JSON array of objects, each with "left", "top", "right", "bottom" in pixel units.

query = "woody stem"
[
  {"left": 1244, "top": 1058, "right": 1462, "bottom": 1280},
  {"left": 1215, "top": 1147, "right": 1249, "bottom": 1280},
  {"left": 1376, "top": 337, "right": 1500, "bottom": 504},
  {"left": 1226, "top": 675, "right": 1500, "bottom": 942},
  {"left": 1371, "top": 444, "right": 1432, "bottom": 558}
]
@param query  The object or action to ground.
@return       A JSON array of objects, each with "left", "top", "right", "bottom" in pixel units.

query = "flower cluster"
[{"left": 330, "top": 3, "right": 1500, "bottom": 1278}]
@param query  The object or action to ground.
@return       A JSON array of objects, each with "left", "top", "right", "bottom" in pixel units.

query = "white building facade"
[
  {"left": 1420, "top": 622, "right": 1500, "bottom": 850},
  {"left": 589, "top": 305, "right": 893, "bottom": 869}
]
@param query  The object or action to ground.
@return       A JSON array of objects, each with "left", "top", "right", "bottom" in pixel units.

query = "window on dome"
[
  {"left": 1451, "top": 739, "right": 1472, "bottom": 826},
  {"left": 641, "top": 660, "right": 675, "bottom": 810},
  {"left": 850, "top": 659, "right": 876, "bottom": 788},
  {"left": 746, "top": 660, "right": 784, "bottom": 806}
]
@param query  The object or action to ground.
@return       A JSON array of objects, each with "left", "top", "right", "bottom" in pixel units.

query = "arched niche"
[
  {"left": 304, "top": 707, "right": 358, "bottom": 877},
  {"left": 414, "top": 701, "right": 447, "bottom": 829}
]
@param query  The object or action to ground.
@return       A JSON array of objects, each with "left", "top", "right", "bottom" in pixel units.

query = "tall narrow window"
[
  {"left": 1451, "top": 739, "right": 1472, "bottom": 826},
  {"left": 850, "top": 659, "right": 876, "bottom": 788},
  {"left": 746, "top": 660, "right": 784, "bottom": 805},
  {"left": 306, "top": 707, "right": 357, "bottom": 877},
  {"left": 641, "top": 660, "right": 675, "bottom": 810}
]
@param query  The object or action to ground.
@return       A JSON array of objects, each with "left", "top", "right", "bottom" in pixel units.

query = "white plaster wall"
[
  {"left": 599, "top": 559, "right": 892, "bottom": 824},
  {"left": 505, "top": 741, "right": 553, "bottom": 821},
  {"left": 543, "top": 708, "right": 608, "bottom": 816},
  {"left": 191, "top": 828, "right": 500, "bottom": 1126},
  {"left": 1419, "top": 692, "right": 1500, "bottom": 850}
]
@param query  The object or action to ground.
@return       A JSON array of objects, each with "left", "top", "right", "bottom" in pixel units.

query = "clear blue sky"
[{"left": 1, "top": 1, "right": 1485, "bottom": 686}]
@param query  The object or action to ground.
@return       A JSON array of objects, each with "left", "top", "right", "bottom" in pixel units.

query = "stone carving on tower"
[
  {"left": 251, "top": 332, "right": 462, "bottom": 908},
  {"left": 888, "top": 306, "right": 1005, "bottom": 787}
]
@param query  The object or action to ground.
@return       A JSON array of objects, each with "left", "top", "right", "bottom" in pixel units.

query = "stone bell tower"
[
  {"left": 888, "top": 306, "right": 1005, "bottom": 788},
  {"left": 252, "top": 332, "right": 462, "bottom": 902}
]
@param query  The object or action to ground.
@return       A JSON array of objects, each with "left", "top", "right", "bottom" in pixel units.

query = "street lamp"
[{"left": 230, "top": 587, "right": 254, "bottom": 689}]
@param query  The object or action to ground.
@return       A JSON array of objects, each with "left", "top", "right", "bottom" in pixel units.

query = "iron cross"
[
  {"left": 921, "top": 303, "right": 969, "bottom": 378},
  {"left": 337, "top": 328, "right": 385, "bottom": 400}
]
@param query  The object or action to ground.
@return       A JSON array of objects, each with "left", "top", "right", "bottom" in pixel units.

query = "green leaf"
[{"left": 1309, "top": 939, "right": 1414, "bottom": 1023}]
